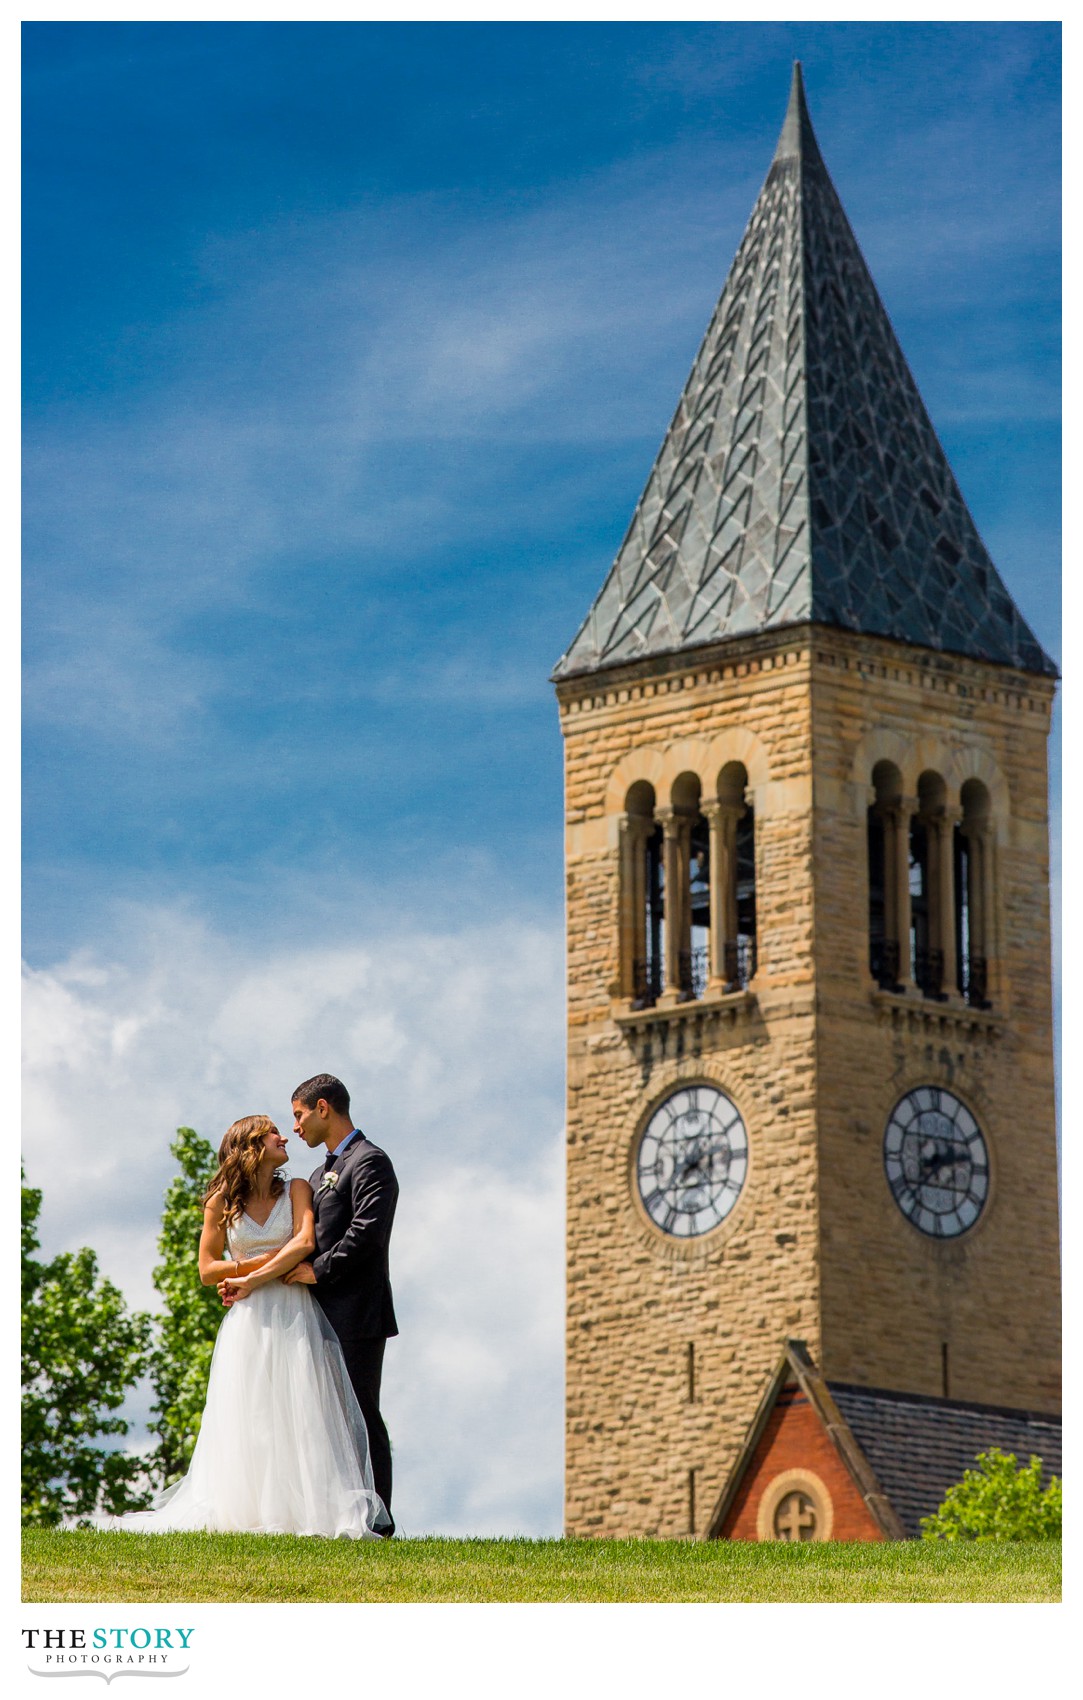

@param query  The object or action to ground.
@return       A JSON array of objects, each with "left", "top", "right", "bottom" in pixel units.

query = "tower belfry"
[{"left": 554, "top": 66, "right": 1059, "bottom": 1541}]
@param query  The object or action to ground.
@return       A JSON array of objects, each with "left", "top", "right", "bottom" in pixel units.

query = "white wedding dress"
[{"left": 114, "top": 1188, "right": 390, "bottom": 1538}]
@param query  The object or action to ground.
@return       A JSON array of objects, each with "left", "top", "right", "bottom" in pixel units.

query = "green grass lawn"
[{"left": 23, "top": 1531, "right": 1060, "bottom": 1604}]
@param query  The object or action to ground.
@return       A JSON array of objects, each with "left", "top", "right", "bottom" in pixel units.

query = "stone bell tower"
[{"left": 552, "top": 65, "right": 1060, "bottom": 1540}]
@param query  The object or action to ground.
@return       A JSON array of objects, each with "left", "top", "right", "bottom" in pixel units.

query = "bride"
[{"left": 115, "top": 1114, "right": 391, "bottom": 1538}]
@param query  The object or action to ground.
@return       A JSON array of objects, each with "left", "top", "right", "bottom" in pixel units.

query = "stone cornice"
[{"left": 555, "top": 622, "right": 1057, "bottom": 720}]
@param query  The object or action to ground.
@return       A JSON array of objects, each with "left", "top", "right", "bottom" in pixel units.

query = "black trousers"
[{"left": 340, "top": 1335, "right": 393, "bottom": 1527}]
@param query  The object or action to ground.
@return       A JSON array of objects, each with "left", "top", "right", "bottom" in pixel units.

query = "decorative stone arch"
[
  {"left": 701, "top": 726, "right": 772, "bottom": 807},
  {"left": 604, "top": 726, "right": 772, "bottom": 817},
  {"left": 911, "top": 741, "right": 1004, "bottom": 1007},
  {"left": 949, "top": 756, "right": 1006, "bottom": 1010},
  {"left": 608, "top": 749, "right": 667, "bottom": 1006},
  {"left": 605, "top": 743, "right": 669, "bottom": 816},
  {"left": 606, "top": 729, "right": 770, "bottom": 1005},
  {"left": 850, "top": 728, "right": 912, "bottom": 809},
  {"left": 942, "top": 745, "right": 1010, "bottom": 841},
  {"left": 656, "top": 737, "right": 713, "bottom": 803},
  {"left": 867, "top": 758, "right": 906, "bottom": 992},
  {"left": 910, "top": 766, "right": 953, "bottom": 998},
  {"left": 853, "top": 730, "right": 1007, "bottom": 1008},
  {"left": 905, "top": 734, "right": 953, "bottom": 798},
  {"left": 697, "top": 730, "right": 768, "bottom": 994}
]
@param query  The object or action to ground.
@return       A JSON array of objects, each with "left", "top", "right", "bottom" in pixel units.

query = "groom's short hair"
[{"left": 293, "top": 1073, "right": 351, "bottom": 1117}]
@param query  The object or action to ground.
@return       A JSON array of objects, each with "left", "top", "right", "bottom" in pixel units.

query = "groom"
[{"left": 284, "top": 1072, "right": 399, "bottom": 1534}]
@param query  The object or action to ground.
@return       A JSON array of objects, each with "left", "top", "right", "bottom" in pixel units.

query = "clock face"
[
  {"left": 883, "top": 1086, "right": 989, "bottom": 1238},
  {"left": 636, "top": 1084, "right": 748, "bottom": 1238}
]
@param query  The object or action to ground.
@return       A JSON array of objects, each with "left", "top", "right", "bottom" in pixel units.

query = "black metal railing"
[
  {"left": 723, "top": 935, "right": 757, "bottom": 991},
  {"left": 678, "top": 946, "right": 709, "bottom": 1000},
  {"left": 914, "top": 945, "right": 946, "bottom": 1001},
  {"left": 869, "top": 937, "right": 902, "bottom": 991},
  {"left": 961, "top": 952, "right": 991, "bottom": 1009},
  {"left": 632, "top": 956, "right": 664, "bottom": 1009},
  {"left": 632, "top": 937, "right": 758, "bottom": 1006}
]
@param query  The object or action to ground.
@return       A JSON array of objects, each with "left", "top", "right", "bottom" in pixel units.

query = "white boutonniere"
[{"left": 317, "top": 1170, "right": 340, "bottom": 1195}]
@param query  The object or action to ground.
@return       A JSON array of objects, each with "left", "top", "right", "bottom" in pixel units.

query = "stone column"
[
  {"left": 658, "top": 809, "right": 691, "bottom": 1002},
  {"left": 983, "top": 828, "right": 998, "bottom": 1003},
  {"left": 617, "top": 814, "right": 641, "bottom": 1000},
  {"left": 702, "top": 800, "right": 725, "bottom": 991},
  {"left": 721, "top": 804, "right": 742, "bottom": 962}
]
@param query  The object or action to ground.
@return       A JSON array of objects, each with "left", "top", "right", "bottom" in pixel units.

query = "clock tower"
[{"left": 552, "top": 67, "right": 1060, "bottom": 1540}]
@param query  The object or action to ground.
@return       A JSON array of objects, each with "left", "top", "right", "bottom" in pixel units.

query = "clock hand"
[
  {"left": 918, "top": 1143, "right": 950, "bottom": 1178},
  {"left": 679, "top": 1148, "right": 704, "bottom": 1182}
]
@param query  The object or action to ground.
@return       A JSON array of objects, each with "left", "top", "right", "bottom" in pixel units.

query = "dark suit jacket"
[{"left": 309, "top": 1134, "right": 399, "bottom": 1343}]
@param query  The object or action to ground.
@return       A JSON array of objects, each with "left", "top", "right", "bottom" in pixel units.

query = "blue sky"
[
  {"left": 22, "top": 20, "right": 1060, "bottom": 1543},
  {"left": 24, "top": 20, "right": 1060, "bottom": 957}
]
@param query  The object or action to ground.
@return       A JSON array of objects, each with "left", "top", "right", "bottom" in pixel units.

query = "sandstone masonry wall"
[
  {"left": 557, "top": 625, "right": 1060, "bottom": 1540},
  {"left": 809, "top": 633, "right": 1060, "bottom": 1412},
  {"left": 559, "top": 634, "right": 821, "bottom": 1538}
]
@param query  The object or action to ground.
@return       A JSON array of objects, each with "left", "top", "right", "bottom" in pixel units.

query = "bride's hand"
[
  {"left": 224, "top": 1272, "right": 258, "bottom": 1301},
  {"left": 283, "top": 1261, "right": 316, "bottom": 1286}
]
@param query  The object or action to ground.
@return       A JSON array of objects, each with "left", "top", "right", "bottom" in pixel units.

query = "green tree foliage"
[
  {"left": 148, "top": 1127, "right": 223, "bottom": 1485},
  {"left": 921, "top": 1447, "right": 1061, "bottom": 1541},
  {"left": 22, "top": 1171, "right": 153, "bottom": 1526}
]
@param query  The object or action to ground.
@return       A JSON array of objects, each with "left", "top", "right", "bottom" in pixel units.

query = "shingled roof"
[
  {"left": 553, "top": 64, "right": 1055, "bottom": 682},
  {"left": 830, "top": 1382, "right": 1062, "bottom": 1538},
  {"left": 707, "top": 1341, "right": 1062, "bottom": 1541}
]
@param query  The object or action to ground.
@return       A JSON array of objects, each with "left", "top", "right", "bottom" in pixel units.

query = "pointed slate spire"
[
  {"left": 774, "top": 59, "right": 820, "bottom": 165},
  {"left": 553, "top": 65, "right": 1054, "bottom": 681}
]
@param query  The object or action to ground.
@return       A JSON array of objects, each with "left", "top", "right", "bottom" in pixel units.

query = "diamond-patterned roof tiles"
[{"left": 553, "top": 64, "right": 1055, "bottom": 680}]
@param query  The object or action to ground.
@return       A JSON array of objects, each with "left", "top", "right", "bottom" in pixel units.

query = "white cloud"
[{"left": 22, "top": 902, "right": 567, "bottom": 1536}]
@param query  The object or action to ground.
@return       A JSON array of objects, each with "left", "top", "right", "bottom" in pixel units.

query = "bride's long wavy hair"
[{"left": 204, "top": 1115, "right": 286, "bottom": 1225}]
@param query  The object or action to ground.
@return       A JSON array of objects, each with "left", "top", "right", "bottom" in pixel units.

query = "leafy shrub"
[{"left": 921, "top": 1447, "right": 1061, "bottom": 1541}]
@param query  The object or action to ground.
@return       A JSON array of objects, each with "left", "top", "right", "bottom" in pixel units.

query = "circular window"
[
  {"left": 756, "top": 1469, "right": 834, "bottom": 1542},
  {"left": 635, "top": 1083, "right": 748, "bottom": 1238},
  {"left": 883, "top": 1086, "right": 989, "bottom": 1238}
]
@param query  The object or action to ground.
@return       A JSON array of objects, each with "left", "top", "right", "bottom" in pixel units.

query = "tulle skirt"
[{"left": 113, "top": 1281, "right": 390, "bottom": 1539}]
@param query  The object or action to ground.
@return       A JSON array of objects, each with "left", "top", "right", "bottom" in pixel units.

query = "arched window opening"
[
  {"left": 619, "top": 761, "right": 759, "bottom": 1008},
  {"left": 868, "top": 761, "right": 904, "bottom": 990},
  {"left": 642, "top": 822, "right": 664, "bottom": 1007},
  {"left": 912, "top": 771, "right": 950, "bottom": 1000},
  {"left": 709, "top": 762, "right": 756, "bottom": 992},
  {"left": 687, "top": 814, "right": 711, "bottom": 999},
  {"left": 670, "top": 772, "right": 702, "bottom": 1002},
  {"left": 621, "top": 782, "right": 662, "bottom": 1009},
  {"left": 909, "top": 815, "right": 933, "bottom": 990},
  {"left": 955, "top": 779, "right": 992, "bottom": 1007}
]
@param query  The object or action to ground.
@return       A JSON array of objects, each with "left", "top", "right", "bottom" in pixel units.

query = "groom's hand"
[
  {"left": 217, "top": 1280, "right": 239, "bottom": 1308},
  {"left": 283, "top": 1261, "right": 316, "bottom": 1286}
]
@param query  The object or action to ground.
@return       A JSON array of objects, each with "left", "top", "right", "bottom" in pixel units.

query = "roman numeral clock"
[
  {"left": 552, "top": 67, "right": 1060, "bottom": 1541},
  {"left": 636, "top": 1085, "right": 749, "bottom": 1240}
]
